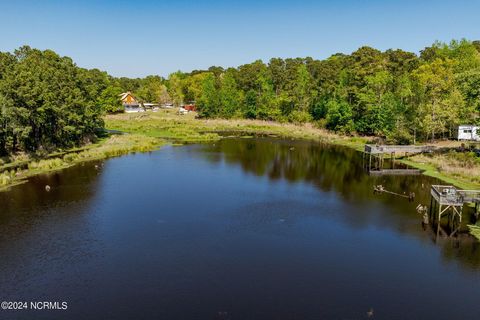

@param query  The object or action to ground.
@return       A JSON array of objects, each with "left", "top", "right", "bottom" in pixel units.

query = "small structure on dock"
[
  {"left": 429, "top": 185, "right": 480, "bottom": 237},
  {"left": 363, "top": 144, "right": 435, "bottom": 175}
]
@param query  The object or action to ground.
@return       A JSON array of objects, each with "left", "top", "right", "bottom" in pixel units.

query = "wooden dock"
[
  {"left": 429, "top": 185, "right": 480, "bottom": 237},
  {"left": 368, "top": 169, "right": 423, "bottom": 176},
  {"left": 364, "top": 144, "right": 436, "bottom": 155},
  {"left": 363, "top": 144, "right": 435, "bottom": 174}
]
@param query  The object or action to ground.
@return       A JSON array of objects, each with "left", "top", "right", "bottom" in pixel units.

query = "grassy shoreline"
[
  {"left": 1, "top": 109, "right": 479, "bottom": 192},
  {"left": 0, "top": 110, "right": 368, "bottom": 191},
  {"left": 106, "top": 111, "right": 480, "bottom": 239},
  {"left": 1, "top": 109, "right": 479, "bottom": 238},
  {"left": 105, "top": 110, "right": 369, "bottom": 148},
  {"left": 105, "top": 111, "right": 480, "bottom": 188},
  {"left": 0, "top": 134, "right": 162, "bottom": 192},
  {"left": 400, "top": 158, "right": 480, "bottom": 190}
]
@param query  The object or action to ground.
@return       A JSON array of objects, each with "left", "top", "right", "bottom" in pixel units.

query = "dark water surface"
[{"left": 0, "top": 138, "right": 479, "bottom": 320}]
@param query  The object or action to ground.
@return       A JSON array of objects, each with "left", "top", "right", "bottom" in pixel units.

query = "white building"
[{"left": 457, "top": 125, "right": 480, "bottom": 141}]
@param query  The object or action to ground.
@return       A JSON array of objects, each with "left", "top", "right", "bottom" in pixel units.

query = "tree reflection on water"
[{"left": 201, "top": 137, "right": 480, "bottom": 271}]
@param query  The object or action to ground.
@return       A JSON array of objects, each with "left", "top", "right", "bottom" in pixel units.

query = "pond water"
[{"left": 0, "top": 138, "right": 479, "bottom": 320}]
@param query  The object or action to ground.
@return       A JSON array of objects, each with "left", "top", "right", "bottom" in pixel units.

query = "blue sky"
[{"left": 1, "top": 0, "right": 479, "bottom": 78}]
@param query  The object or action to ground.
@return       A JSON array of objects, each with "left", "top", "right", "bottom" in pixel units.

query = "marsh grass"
[
  {"left": 2, "top": 109, "right": 479, "bottom": 196},
  {"left": 3, "top": 109, "right": 480, "bottom": 239},
  {"left": 0, "top": 134, "right": 162, "bottom": 191},
  {"left": 106, "top": 110, "right": 480, "bottom": 191},
  {"left": 404, "top": 151, "right": 480, "bottom": 189},
  {"left": 2, "top": 109, "right": 479, "bottom": 241},
  {"left": 105, "top": 110, "right": 367, "bottom": 148}
]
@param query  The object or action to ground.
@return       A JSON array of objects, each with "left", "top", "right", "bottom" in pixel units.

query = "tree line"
[
  {"left": 167, "top": 39, "right": 480, "bottom": 144},
  {"left": 0, "top": 46, "right": 170, "bottom": 156},
  {"left": 1, "top": 40, "right": 479, "bottom": 156}
]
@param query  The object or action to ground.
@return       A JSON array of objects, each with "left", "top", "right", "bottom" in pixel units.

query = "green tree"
[
  {"left": 255, "top": 71, "right": 277, "bottom": 120},
  {"left": 0, "top": 46, "right": 103, "bottom": 153},
  {"left": 167, "top": 71, "right": 185, "bottom": 106},
  {"left": 98, "top": 85, "right": 123, "bottom": 113},
  {"left": 413, "top": 58, "right": 462, "bottom": 140},
  {"left": 182, "top": 72, "right": 210, "bottom": 103},
  {"left": 293, "top": 64, "right": 313, "bottom": 113},
  {"left": 244, "top": 90, "right": 257, "bottom": 119},
  {"left": 219, "top": 70, "right": 242, "bottom": 118},
  {"left": 165, "top": 39, "right": 479, "bottom": 143},
  {"left": 325, "top": 100, "right": 354, "bottom": 133},
  {"left": 197, "top": 73, "right": 220, "bottom": 118},
  {"left": 136, "top": 75, "right": 165, "bottom": 103},
  {"left": 456, "top": 69, "right": 480, "bottom": 122},
  {"left": 356, "top": 71, "right": 394, "bottom": 135}
]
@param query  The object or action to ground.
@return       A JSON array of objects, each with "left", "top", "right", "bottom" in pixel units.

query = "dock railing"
[
  {"left": 364, "top": 144, "right": 436, "bottom": 154},
  {"left": 431, "top": 185, "right": 480, "bottom": 206},
  {"left": 431, "top": 185, "right": 464, "bottom": 206},
  {"left": 457, "top": 190, "right": 480, "bottom": 203}
]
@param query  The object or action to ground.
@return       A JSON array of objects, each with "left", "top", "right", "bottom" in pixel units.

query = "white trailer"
[{"left": 458, "top": 125, "right": 480, "bottom": 141}]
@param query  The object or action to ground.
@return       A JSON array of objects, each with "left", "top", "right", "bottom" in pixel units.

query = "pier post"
[
  {"left": 429, "top": 196, "right": 433, "bottom": 216},
  {"left": 437, "top": 203, "right": 442, "bottom": 238},
  {"left": 475, "top": 202, "right": 479, "bottom": 220}
]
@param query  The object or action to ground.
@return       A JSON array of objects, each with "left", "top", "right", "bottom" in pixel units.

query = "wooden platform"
[
  {"left": 429, "top": 185, "right": 480, "bottom": 237},
  {"left": 368, "top": 169, "right": 423, "bottom": 176},
  {"left": 430, "top": 185, "right": 480, "bottom": 206},
  {"left": 364, "top": 144, "right": 436, "bottom": 155},
  {"left": 362, "top": 144, "right": 433, "bottom": 174}
]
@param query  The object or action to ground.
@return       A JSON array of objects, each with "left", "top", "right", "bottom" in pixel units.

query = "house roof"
[{"left": 119, "top": 92, "right": 134, "bottom": 100}]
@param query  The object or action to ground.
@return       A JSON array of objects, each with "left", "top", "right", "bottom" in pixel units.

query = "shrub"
[{"left": 288, "top": 110, "right": 312, "bottom": 124}]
